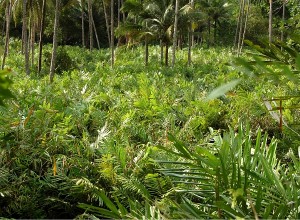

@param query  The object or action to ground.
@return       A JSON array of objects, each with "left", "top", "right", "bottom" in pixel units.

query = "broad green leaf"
[
  {"left": 273, "top": 204, "right": 288, "bottom": 219},
  {"left": 114, "top": 196, "right": 128, "bottom": 216},
  {"left": 167, "top": 133, "right": 191, "bottom": 159},
  {"left": 96, "top": 191, "right": 120, "bottom": 216},
  {"left": 259, "top": 154, "right": 286, "bottom": 199},
  {"left": 156, "top": 146, "right": 192, "bottom": 159},
  {"left": 195, "top": 147, "right": 220, "bottom": 168},
  {"left": 206, "top": 79, "right": 241, "bottom": 101},
  {"left": 0, "top": 69, "right": 14, "bottom": 106},
  {"left": 78, "top": 203, "right": 121, "bottom": 219},
  {"left": 215, "top": 201, "right": 244, "bottom": 218},
  {"left": 263, "top": 203, "right": 274, "bottom": 219},
  {"left": 180, "top": 197, "right": 206, "bottom": 219},
  {"left": 255, "top": 184, "right": 263, "bottom": 213}
]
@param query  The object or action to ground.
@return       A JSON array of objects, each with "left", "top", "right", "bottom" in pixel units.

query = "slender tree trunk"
[
  {"left": 269, "top": 0, "right": 273, "bottom": 44},
  {"left": 145, "top": 37, "right": 149, "bottom": 66},
  {"left": 1, "top": 0, "right": 11, "bottom": 70},
  {"left": 190, "top": 0, "right": 194, "bottom": 47},
  {"left": 22, "top": 15, "right": 25, "bottom": 54},
  {"left": 22, "top": 30, "right": 24, "bottom": 53},
  {"left": 160, "top": 39, "right": 164, "bottom": 65},
  {"left": 38, "top": 0, "right": 46, "bottom": 74},
  {"left": 111, "top": 0, "right": 115, "bottom": 67},
  {"left": 281, "top": 0, "right": 286, "bottom": 43},
  {"left": 121, "top": 0, "right": 125, "bottom": 21},
  {"left": 188, "top": 0, "right": 194, "bottom": 65},
  {"left": 239, "top": 0, "right": 250, "bottom": 54},
  {"left": 117, "top": 0, "right": 122, "bottom": 46},
  {"left": 234, "top": 0, "right": 243, "bottom": 49},
  {"left": 207, "top": 19, "right": 211, "bottom": 48},
  {"left": 117, "top": 0, "right": 120, "bottom": 27},
  {"left": 81, "top": 0, "right": 85, "bottom": 47},
  {"left": 1, "top": 18, "right": 5, "bottom": 38},
  {"left": 178, "top": 32, "right": 182, "bottom": 49},
  {"left": 29, "top": 0, "right": 34, "bottom": 67},
  {"left": 49, "top": 0, "right": 61, "bottom": 83},
  {"left": 188, "top": 26, "right": 192, "bottom": 66},
  {"left": 88, "top": 0, "right": 93, "bottom": 50},
  {"left": 237, "top": 0, "right": 245, "bottom": 56},
  {"left": 172, "top": 0, "right": 179, "bottom": 67},
  {"left": 23, "top": 0, "right": 30, "bottom": 75},
  {"left": 165, "top": 42, "right": 169, "bottom": 66},
  {"left": 92, "top": 17, "right": 100, "bottom": 49},
  {"left": 30, "top": 18, "right": 36, "bottom": 68},
  {"left": 214, "top": 19, "right": 217, "bottom": 44},
  {"left": 103, "top": 0, "right": 111, "bottom": 47}
]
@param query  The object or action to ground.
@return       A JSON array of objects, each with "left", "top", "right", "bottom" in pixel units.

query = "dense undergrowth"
[{"left": 1, "top": 40, "right": 300, "bottom": 218}]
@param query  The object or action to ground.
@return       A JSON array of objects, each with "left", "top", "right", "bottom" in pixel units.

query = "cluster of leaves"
[
  {"left": 80, "top": 124, "right": 300, "bottom": 219},
  {"left": 43, "top": 46, "right": 76, "bottom": 74},
  {"left": 157, "top": 125, "right": 300, "bottom": 219},
  {"left": 0, "top": 69, "right": 14, "bottom": 106}
]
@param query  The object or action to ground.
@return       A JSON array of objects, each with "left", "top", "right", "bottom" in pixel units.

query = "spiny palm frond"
[
  {"left": 72, "top": 177, "right": 105, "bottom": 205},
  {"left": 90, "top": 122, "right": 110, "bottom": 150},
  {"left": 156, "top": 122, "right": 299, "bottom": 219},
  {"left": 0, "top": 167, "right": 10, "bottom": 190},
  {"left": 116, "top": 175, "right": 152, "bottom": 200}
]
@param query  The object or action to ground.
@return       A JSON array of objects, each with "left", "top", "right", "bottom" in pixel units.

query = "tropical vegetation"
[{"left": 1, "top": 0, "right": 300, "bottom": 219}]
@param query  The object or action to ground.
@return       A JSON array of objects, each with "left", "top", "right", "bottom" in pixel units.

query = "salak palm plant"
[
  {"left": 76, "top": 122, "right": 300, "bottom": 219},
  {"left": 157, "top": 123, "right": 300, "bottom": 219}
]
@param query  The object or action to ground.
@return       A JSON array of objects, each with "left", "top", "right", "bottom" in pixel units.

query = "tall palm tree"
[
  {"left": 117, "top": 0, "right": 120, "bottom": 26},
  {"left": 199, "top": 0, "right": 229, "bottom": 46},
  {"left": 103, "top": 0, "right": 111, "bottom": 47},
  {"left": 143, "top": 0, "right": 174, "bottom": 66},
  {"left": 234, "top": 0, "right": 245, "bottom": 52},
  {"left": 28, "top": 0, "right": 39, "bottom": 68},
  {"left": 111, "top": 0, "right": 115, "bottom": 67},
  {"left": 123, "top": 0, "right": 194, "bottom": 66},
  {"left": 88, "top": 0, "right": 93, "bottom": 50},
  {"left": 119, "top": 0, "right": 155, "bottom": 65},
  {"left": 38, "top": 0, "right": 46, "bottom": 74},
  {"left": 80, "top": 0, "right": 85, "bottom": 47},
  {"left": 13, "top": 0, "right": 50, "bottom": 73},
  {"left": 239, "top": 0, "right": 250, "bottom": 54},
  {"left": 235, "top": 0, "right": 250, "bottom": 55},
  {"left": 280, "top": 0, "right": 286, "bottom": 43},
  {"left": 1, "top": 0, "right": 12, "bottom": 70},
  {"left": 177, "top": 0, "right": 199, "bottom": 65},
  {"left": 172, "top": 0, "right": 179, "bottom": 67},
  {"left": 188, "top": 0, "right": 194, "bottom": 65},
  {"left": 49, "top": 0, "right": 61, "bottom": 83},
  {"left": 22, "top": 0, "right": 30, "bottom": 75},
  {"left": 92, "top": 13, "right": 100, "bottom": 49},
  {"left": 269, "top": 0, "right": 272, "bottom": 43}
]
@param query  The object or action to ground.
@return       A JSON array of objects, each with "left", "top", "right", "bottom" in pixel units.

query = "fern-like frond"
[{"left": 117, "top": 175, "right": 151, "bottom": 201}]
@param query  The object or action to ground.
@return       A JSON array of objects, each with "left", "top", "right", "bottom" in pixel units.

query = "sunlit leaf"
[{"left": 206, "top": 79, "right": 241, "bottom": 100}]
